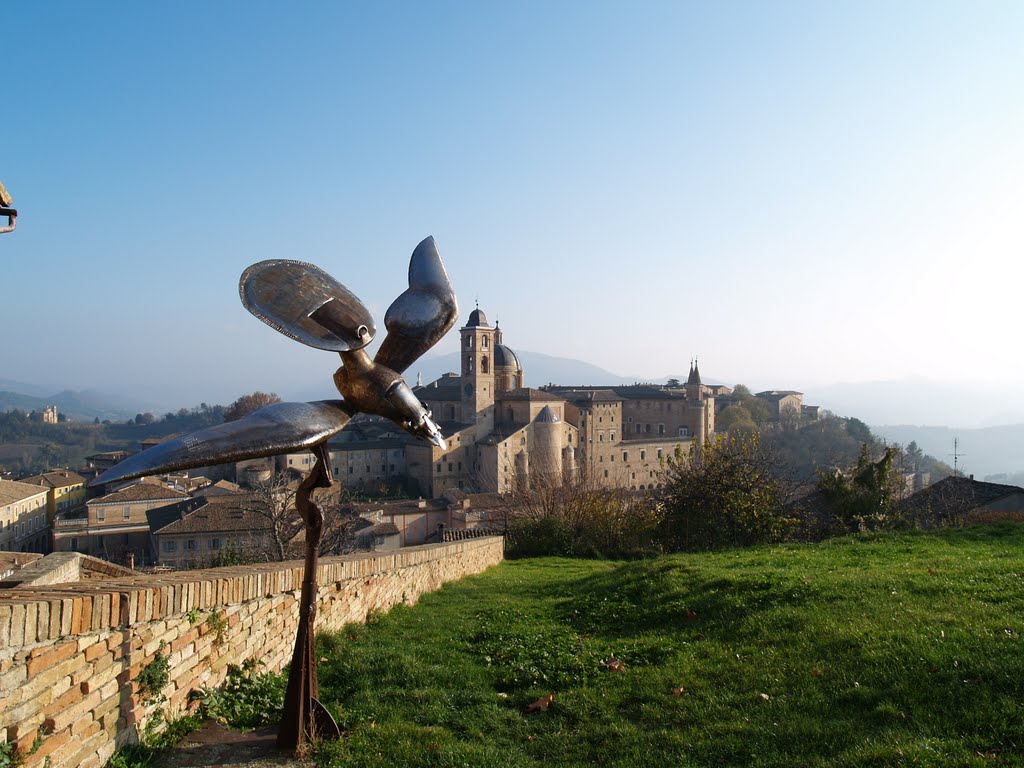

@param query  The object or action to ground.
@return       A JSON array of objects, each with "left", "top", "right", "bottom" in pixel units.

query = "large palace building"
[{"left": 403, "top": 307, "right": 713, "bottom": 497}]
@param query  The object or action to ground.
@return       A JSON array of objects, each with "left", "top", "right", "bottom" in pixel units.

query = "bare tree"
[
  {"left": 224, "top": 392, "right": 283, "bottom": 423},
  {"left": 241, "top": 473, "right": 303, "bottom": 560}
]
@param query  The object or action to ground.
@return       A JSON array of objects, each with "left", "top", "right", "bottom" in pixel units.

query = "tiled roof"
[
  {"left": 19, "top": 470, "right": 87, "bottom": 489},
  {"left": 200, "top": 480, "right": 244, "bottom": 496},
  {"left": 92, "top": 483, "right": 189, "bottom": 505},
  {"left": 415, "top": 375, "right": 463, "bottom": 401},
  {"left": 148, "top": 494, "right": 278, "bottom": 536},
  {"left": 755, "top": 390, "right": 803, "bottom": 401},
  {"left": 899, "top": 476, "right": 1024, "bottom": 520},
  {"left": 372, "top": 523, "right": 400, "bottom": 536},
  {"left": 0, "top": 480, "right": 49, "bottom": 506},
  {"left": 497, "top": 387, "right": 566, "bottom": 403}
]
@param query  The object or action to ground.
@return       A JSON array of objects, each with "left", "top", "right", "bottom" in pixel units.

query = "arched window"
[
  {"left": 467, "top": 356, "right": 474, "bottom": 373},
  {"left": 481, "top": 356, "right": 489, "bottom": 373},
  {"left": 482, "top": 335, "right": 489, "bottom": 349}
]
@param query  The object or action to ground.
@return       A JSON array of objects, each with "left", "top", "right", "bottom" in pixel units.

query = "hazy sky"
[{"left": 3, "top": 2, "right": 1022, "bottom": 409}]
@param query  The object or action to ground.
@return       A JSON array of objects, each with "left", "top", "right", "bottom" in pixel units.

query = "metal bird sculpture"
[{"left": 90, "top": 236, "right": 458, "bottom": 749}]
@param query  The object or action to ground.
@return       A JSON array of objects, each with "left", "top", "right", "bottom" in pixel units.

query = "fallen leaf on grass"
[
  {"left": 758, "top": 693, "right": 771, "bottom": 701},
  {"left": 524, "top": 694, "right": 555, "bottom": 713},
  {"left": 686, "top": 610, "right": 699, "bottom": 621},
  {"left": 809, "top": 667, "right": 823, "bottom": 678},
  {"left": 670, "top": 687, "right": 685, "bottom": 697},
  {"left": 601, "top": 654, "right": 625, "bottom": 673}
]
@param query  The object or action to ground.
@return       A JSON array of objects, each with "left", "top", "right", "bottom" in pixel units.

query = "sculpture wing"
[
  {"left": 373, "top": 236, "right": 459, "bottom": 375},
  {"left": 240, "top": 260, "right": 375, "bottom": 351},
  {"left": 90, "top": 400, "right": 354, "bottom": 487}
]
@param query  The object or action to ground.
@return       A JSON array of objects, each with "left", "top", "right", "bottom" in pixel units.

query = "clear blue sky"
[{"left": 3, "top": 2, "right": 1022, "bottom": 410}]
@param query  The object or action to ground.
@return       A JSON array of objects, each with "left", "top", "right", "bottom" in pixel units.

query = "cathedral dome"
[
  {"left": 493, "top": 343, "right": 521, "bottom": 371},
  {"left": 466, "top": 308, "right": 489, "bottom": 327}
]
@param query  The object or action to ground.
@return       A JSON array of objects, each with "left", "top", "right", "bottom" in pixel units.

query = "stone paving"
[{"left": 155, "top": 722, "right": 314, "bottom": 768}]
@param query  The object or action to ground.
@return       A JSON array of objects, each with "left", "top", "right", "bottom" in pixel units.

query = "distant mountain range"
[
  {"left": 4, "top": 367, "right": 1022, "bottom": 479},
  {"left": 0, "top": 379, "right": 163, "bottom": 422},
  {"left": 872, "top": 423, "right": 1024, "bottom": 481},
  {"left": 407, "top": 350, "right": 646, "bottom": 390},
  {"left": 804, "top": 376, "right": 1024, "bottom": 429}
]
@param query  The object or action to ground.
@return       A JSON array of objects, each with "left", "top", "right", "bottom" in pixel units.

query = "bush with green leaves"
[{"left": 190, "top": 658, "right": 285, "bottom": 730}]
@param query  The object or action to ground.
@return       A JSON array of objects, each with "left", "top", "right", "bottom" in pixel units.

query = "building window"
[
  {"left": 186, "top": 540, "right": 197, "bottom": 550},
  {"left": 679, "top": 427, "right": 689, "bottom": 437},
  {"left": 481, "top": 356, "right": 489, "bottom": 373},
  {"left": 97, "top": 508, "right": 105, "bottom": 522},
  {"left": 622, "top": 451, "right": 628, "bottom": 462},
  {"left": 640, "top": 450, "right": 646, "bottom": 460},
  {"left": 657, "top": 449, "right": 663, "bottom": 459},
  {"left": 604, "top": 470, "right": 609, "bottom": 478},
  {"left": 163, "top": 540, "right": 177, "bottom": 552},
  {"left": 611, "top": 432, "right": 615, "bottom": 441},
  {"left": 210, "top": 538, "right": 222, "bottom": 550},
  {"left": 123, "top": 506, "right": 131, "bottom": 520},
  {"left": 599, "top": 433, "right": 604, "bottom": 442},
  {"left": 659, "top": 424, "right": 665, "bottom": 435}
]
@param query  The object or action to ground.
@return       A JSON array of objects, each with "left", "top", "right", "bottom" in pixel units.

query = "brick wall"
[{"left": 0, "top": 537, "right": 504, "bottom": 768}]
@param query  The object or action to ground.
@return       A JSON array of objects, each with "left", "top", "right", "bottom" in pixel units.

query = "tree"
[
  {"left": 224, "top": 392, "right": 282, "bottom": 422},
  {"left": 240, "top": 472, "right": 359, "bottom": 561},
  {"left": 659, "top": 433, "right": 795, "bottom": 551},
  {"left": 666, "top": 378, "right": 681, "bottom": 387},
  {"left": 818, "top": 445, "right": 902, "bottom": 532},
  {"left": 716, "top": 403, "right": 757, "bottom": 434}
]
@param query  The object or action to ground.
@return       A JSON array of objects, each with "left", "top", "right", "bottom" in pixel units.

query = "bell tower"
[{"left": 461, "top": 304, "right": 496, "bottom": 425}]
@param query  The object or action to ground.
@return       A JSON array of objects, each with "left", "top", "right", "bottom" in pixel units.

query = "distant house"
[
  {"left": 147, "top": 492, "right": 280, "bottom": 568},
  {"left": 899, "top": 476, "right": 1024, "bottom": 528},
  {"left": 19, "top": 470, "right": 87, "bottom": 522},
  {"left": 350, "top": 491, "right": 505, "bottom": 547},
  {"left": 0, "top": 480, "right": 50, "bottom": 553},
  {"left": 52, "top": 483, "right": 188, "bottom": 566},
  {"left": 755, "top": 390, "right": 804, "bottom": 421}
]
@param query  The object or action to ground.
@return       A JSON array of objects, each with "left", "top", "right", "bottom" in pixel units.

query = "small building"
[
  {"left": 0, "top": 480, "right": 50, "bottom": 553},
  {"left": 147, "top": 493, "right": 281, "bottom": 568},
  {"left": 755, "top": 390, "right": 804, "bottom": 421},
  {"left": 19, "top": 470, "right": 88, "bottom": 522},
  {"left": 899, "top": 476, "right": 1024, "bottom": 528},
  {"left": 52, "top": 483, "right": 188, "bottom": 566}
]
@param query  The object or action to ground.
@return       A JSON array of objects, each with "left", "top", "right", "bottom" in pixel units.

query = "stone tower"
[
  {"left": 460, "top": 306, "right": 496, "bottom": 426},
  {"left": 686, "top": 358, "right": 707, "bottom": 458}
]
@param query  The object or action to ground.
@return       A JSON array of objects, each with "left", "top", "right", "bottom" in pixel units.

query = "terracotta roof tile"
[{"left": 92, "top": 483, "right": 189, "bottom": 505}]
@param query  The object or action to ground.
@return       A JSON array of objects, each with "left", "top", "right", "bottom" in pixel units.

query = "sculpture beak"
[{"left": 385, "top": 378, "right": 448, "bottom": 452}]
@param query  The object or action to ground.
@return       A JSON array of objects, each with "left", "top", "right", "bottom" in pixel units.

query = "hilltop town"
[{"left": 0, "top": 305, "right": 836, "bottom": 567}]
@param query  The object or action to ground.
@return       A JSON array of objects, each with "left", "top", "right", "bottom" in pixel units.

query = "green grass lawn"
[{"left": 311, "top": 524, "right": 1024, "bottom": 767}]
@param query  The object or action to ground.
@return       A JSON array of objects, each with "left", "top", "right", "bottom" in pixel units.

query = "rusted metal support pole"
[{"left": 277, "top": 443, "right": 341, "bottom": 750}]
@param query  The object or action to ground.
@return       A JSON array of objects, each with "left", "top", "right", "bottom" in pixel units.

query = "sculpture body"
[{"left": 92, "top": 236, "right": 458, "bottom": 749}]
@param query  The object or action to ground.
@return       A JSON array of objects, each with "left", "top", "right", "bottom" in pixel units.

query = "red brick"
[
  {"left": 84, "top": 641, "right": 108, "bottom": 663},
  {"left": 26, "top": 641, "right": 77, "bottom": 678}
]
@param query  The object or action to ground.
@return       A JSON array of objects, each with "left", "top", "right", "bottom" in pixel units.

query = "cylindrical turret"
[
  {"left": 515, "top": 449, "right": 530, "bottom": 491},
  {"left": 562, "top": 444, "right": 576, "bottom": 483},
  {"left": 532, "top": 406, "right": 563, "bottom": 484}
]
